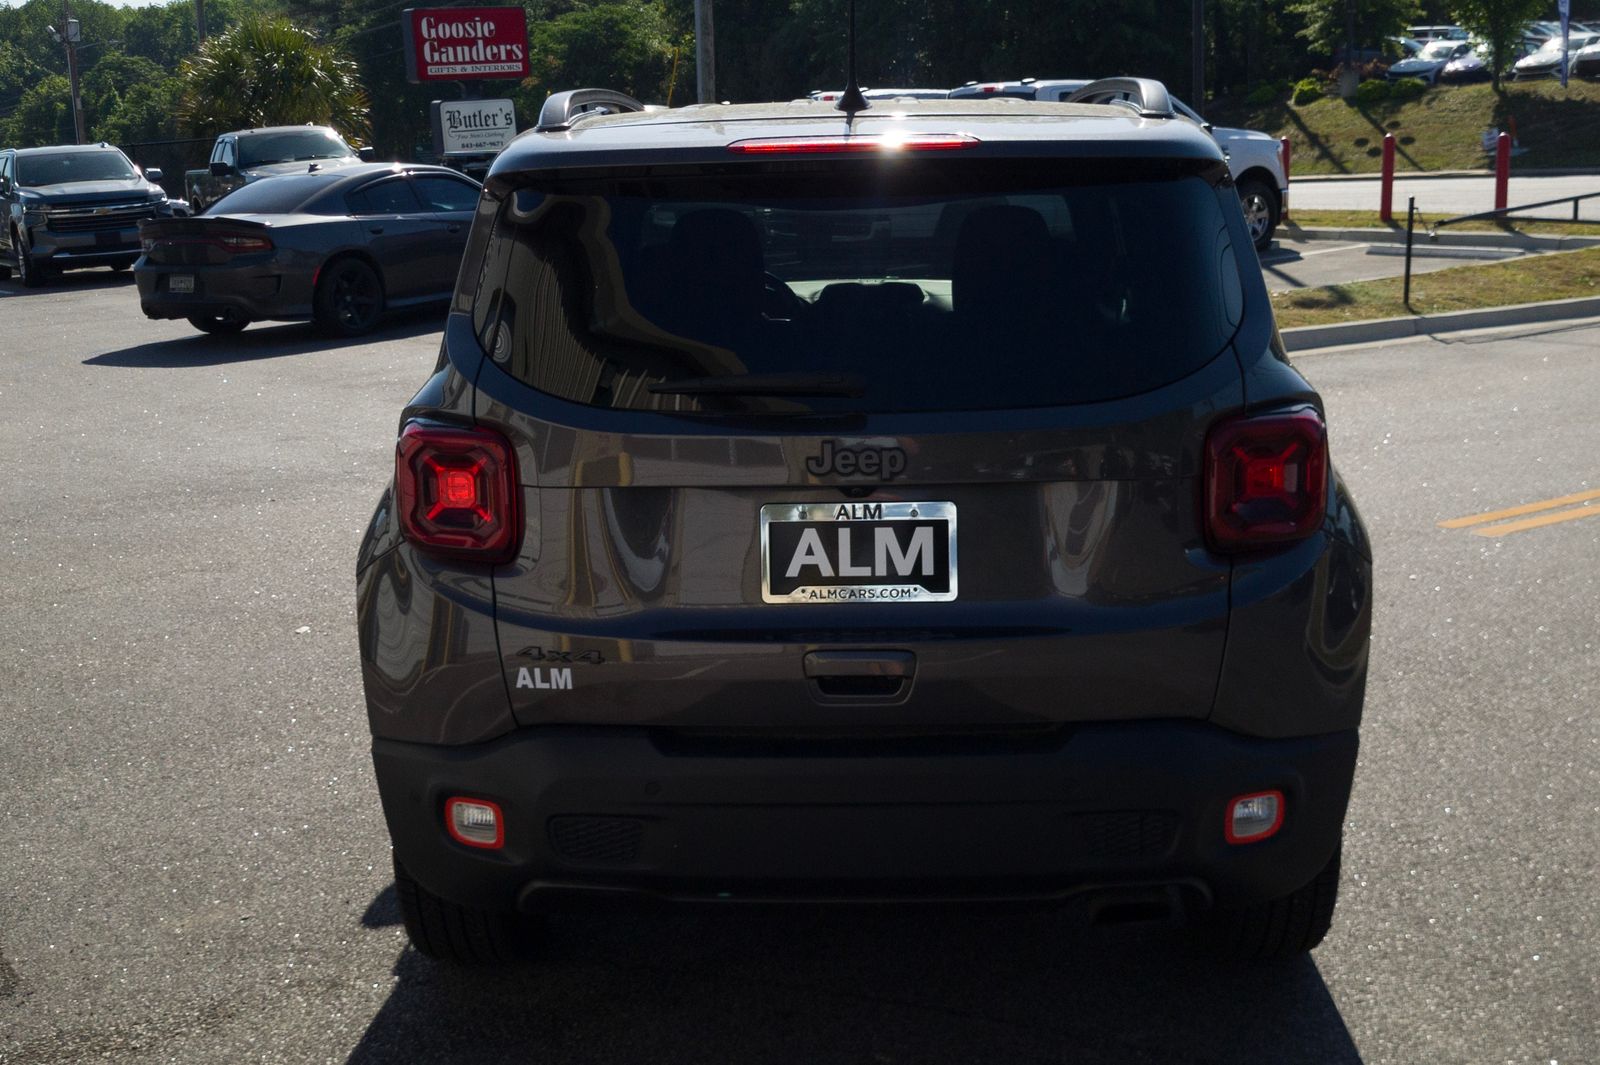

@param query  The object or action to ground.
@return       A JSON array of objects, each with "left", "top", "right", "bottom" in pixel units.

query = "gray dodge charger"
[{"left": 135, "top": 163, "right": 480, "bottom": 336}]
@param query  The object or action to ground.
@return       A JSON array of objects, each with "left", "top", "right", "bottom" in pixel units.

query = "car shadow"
[
  {"left": 0, "top": 269, "right": 136, "bottom": 297},
  {"left": 346, "top": 889, "right": 1363, "bottom": 1064},
  {"left": 82, "top": 307, "right": 447, "bottom": 368}
]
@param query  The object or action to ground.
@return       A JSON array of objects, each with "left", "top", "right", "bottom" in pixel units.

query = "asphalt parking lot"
[
  {"left": 1259, "top": 236, "right": 1537, "bottom": 292},
  {"left": 2, "top": 272, "right": 1598, "bottom": 1064}
]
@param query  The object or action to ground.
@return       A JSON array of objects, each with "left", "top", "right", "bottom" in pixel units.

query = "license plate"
[
  {"left": 168, "top": 274, "right": 195, "bottom": 294},
  {"left": 760, "top": 502, "right": 957, "bottom": 604}
]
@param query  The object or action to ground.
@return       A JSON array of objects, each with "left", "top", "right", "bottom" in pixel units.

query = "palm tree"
[{"left": 179, "top": 16, "right": 370, "bottom": 142}]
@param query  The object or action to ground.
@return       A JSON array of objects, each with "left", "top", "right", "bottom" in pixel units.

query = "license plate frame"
[
  {"left": 760, "top": 501, "right": 958, "bottom": 605},
  {"left": 168, "top": 274, "right": 195, "bottom": 294}
]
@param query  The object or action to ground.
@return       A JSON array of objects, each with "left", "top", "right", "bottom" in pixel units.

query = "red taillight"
[
  {"left": 216, "top": 234, "right": 273, "bottom": 253},
  {"left": 146, "top": 233, "right": 273, "bottom": 254},
  {"left": 1204, "top": 410, "right": 1328, "bottom": 552},
  {"left": 395, "top": 423, "right": 520, "bottom": 562},
  {"left": 727, "top": 133, "right": 979, "bottom": 154}
]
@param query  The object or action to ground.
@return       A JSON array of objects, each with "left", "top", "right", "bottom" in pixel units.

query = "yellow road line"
[
  {"left": 1472, "top": 503, "right": 1600, "bottom": 537},
  {"left": 1438, "top": 487, "right": 1600, "bottom": 529}
]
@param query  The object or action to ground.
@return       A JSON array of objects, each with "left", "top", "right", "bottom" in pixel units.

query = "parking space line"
[
  {"left": 1469, "top": 504, "right": 1600, "bottom": 537},
  {"left": 1438, "top": 487, "right": 1600, "bottom": 529}
]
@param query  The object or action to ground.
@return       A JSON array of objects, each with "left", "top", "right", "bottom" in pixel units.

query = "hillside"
[{"left": 1211, "top": 79, "right": 1600, "bottom": 175}]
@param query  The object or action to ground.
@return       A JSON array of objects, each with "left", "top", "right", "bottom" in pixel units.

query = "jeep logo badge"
[{"left": 805, "top": 440, "right": 908, "bottom": 479}]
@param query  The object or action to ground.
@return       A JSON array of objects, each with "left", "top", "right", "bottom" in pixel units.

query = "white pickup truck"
[{"left": 1029, "top": 79, "right": 1290, "bottom": 250}]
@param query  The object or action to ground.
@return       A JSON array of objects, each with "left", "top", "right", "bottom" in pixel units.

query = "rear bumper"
[
  {"left": 374, "top": 721, "right": 1357, "bottom": 916},
  {"left": 134, "top": 258, "right": 313, "bottom": 322}
]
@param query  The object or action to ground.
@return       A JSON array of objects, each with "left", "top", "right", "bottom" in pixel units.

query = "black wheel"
[
  {"left": 14, "top": 228, "right": 47, "bottom": 288},
  {"left": 1205, "top": 844, "right": 1341, "bottom": 960},
  {"left": 314, "top": 257, "right": 383, "bottom": 336},
  {"left": 393, "top": 856, "right": 534, "bottom": 965},
  {"left": 1237, "top": 178, "right": 1281, "bottom": 252},
  {"left": 186, "top": 311, "right": 249, "bottom": 335}
]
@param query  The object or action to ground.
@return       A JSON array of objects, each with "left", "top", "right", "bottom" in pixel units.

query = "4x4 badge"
[{"left": 805, "top": 440, "right": 907, "bottom": 479}]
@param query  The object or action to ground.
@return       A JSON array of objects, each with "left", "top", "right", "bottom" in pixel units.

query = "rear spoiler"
[
  {"left": 536, "top": 89, "right": 647, "bottom": 133},
  {"left": 1064, "top": 78, "right": 1175, "bottom": 119}
]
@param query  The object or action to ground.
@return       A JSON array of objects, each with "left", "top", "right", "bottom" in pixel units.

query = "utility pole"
[
  {"left": 196, "top": 0, "right": 207, "bottom": 43},
  {"left": 54, "top": 0, "right": 87, "bottom": 145},
  {"left": 1191, "top": 0, "right": 1204, "bottom": 106},
  {"left": 694, "top": 0, "right": 715, "bottom": 103}
]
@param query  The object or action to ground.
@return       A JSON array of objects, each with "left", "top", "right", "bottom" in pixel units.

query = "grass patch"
[
  {"left": 1272, "top": 245, "right": 1600, "bottom": 328},
  {"left": 1210, "top": 79, "right": 1600, "bottom": 175},
  {"left": 1284, "top": 209, "right": 1600, "bottom": 236}
]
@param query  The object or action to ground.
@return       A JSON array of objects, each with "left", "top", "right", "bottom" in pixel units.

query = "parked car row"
[
  {"left": 813, "top": 79, "right": 1288, "bottom": 250},
  {"left": 1384, "top": 21, "right": 1600, "bottom": 83},
  {"left": 3, "top": 130, "right": 482, "bottom": 338}
]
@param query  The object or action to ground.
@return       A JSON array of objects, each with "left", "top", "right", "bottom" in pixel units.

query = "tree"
[
  {"left": 5, "top": 75, "right": 76, "bottom": 147},
  {"left": 1288, "top": 0, "right": 1422, "bottom": 60},
  {"left": 177, "top": 15, "right": 370, "bottom": 141},
  {"left": 1452, "top": 0, "right": 1546, "bottom": 88},
  {"left": 519, "top": 2, "right": 677, "bottom": 106}
]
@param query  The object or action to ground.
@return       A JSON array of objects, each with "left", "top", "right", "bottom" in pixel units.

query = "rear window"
[
  {"left": 211, "top": 174, "right": 341, "bottom": 215},
  {"left": 471, "top": 160, "right": 1242, "bottom": 413}
]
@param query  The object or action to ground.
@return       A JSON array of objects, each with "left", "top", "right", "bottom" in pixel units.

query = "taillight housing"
[
  {"left": 395, "top": 423, "right": 520, "bottom": 562},
  {"left": 1204, "top": 410, "right": 1328, "bottom": 552}
]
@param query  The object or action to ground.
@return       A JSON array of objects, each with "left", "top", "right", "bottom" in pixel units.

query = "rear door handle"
[
  {"left": 803, "top": 650, "right": 915, "bottom": 678},
  {"left": 368, "top": 226, "right": 384, "bottom": 234},
  {"left": 446, "top": 224, "right": 462, "bottom": 234},
  {"left": 803, "top": 650, "right": 915, "bottom": 703}
]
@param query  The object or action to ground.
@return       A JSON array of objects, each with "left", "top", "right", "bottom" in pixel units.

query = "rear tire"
[
  {"left": 187, "top": 311, "right": 250, "bottom": 335},
  {"left": 1205, "top": 844, "right": 1341, "bottom": 960},
  {"left": 313, "top": 257, "right": 383, "bottom": 336},
  {"left": 1237, "top": 178, "right": 1280, "bottom": 252},
  {"left": 393, "top": 856, "right": 534, "bottom": 965}
]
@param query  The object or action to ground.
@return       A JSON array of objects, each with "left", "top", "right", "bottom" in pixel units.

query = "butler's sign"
[{"left": 402, "top": 7, "right": 529, "bottom": 82}]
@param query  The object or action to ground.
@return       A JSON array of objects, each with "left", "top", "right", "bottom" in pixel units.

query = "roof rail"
[
  {"left": 535, "top": 89, "right": 647, "bottom": 133},
  {"left": 1064, "top": 77, "right": 1174, "bottom": 118}
]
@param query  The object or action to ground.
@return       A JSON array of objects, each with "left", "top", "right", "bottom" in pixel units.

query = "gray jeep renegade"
[{"left": 356, "top": 81, "right": 1372, "bottom": 964}]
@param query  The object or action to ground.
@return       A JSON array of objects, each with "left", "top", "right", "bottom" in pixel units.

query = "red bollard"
[
  {"left": 1280, "top": 137, "right": 1292, "bottom": 220},
  {"left": 1495, "top": 132, "right": 1511, "bottom": 212},
  {"left": 1379, "top": 133, "right": 1396, "bottom": 223}
]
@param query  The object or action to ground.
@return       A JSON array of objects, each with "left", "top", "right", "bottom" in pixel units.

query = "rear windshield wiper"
[{"left": 648, "top": 372, "right": 865, "bottom": 397}]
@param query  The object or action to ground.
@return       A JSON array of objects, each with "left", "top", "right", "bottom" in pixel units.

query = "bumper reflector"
[
  {"left": 1225, "top": 790, "right": 1284, "bottom": 844},
  {"left": 445, "top": 797, "right": 505, "bottom": 849}
]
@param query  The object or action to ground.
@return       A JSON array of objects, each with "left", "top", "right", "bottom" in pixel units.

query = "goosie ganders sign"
[{"left": 402, "top": 7, "right": 530, "bottom": 82}]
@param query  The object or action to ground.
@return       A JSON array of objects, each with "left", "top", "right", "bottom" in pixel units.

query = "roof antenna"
[{"left": 835, "top": 0, "right": 868, "bottom": 113}]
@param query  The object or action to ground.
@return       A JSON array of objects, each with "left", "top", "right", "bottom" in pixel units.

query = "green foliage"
[
  {"left": 1288, "top": 0, "right": 1422, "bottom": 57},
  {"left": 1246, "top": 80, "right": 1291, "bottom": 105},
  {"left": 1353, "top": 76, "right": 1426, "bottom": 107},
  {"left": 95, "top": 78, "right": 184, "bottom": 146},
  {"left": 1293, "top": 77, "right": 1327, "bottom": 106},
  {"left": 6, "top": 75, "right": 76, "bottom": 147},
  {"left": 1451, "top": 0, "right": 1548, "bottom": 87},
  {"left": 1389, "top": 76, "right": 1428, "bottom": 101},
  {"left": 520, "top": 1, "right": 676, "bottom": 103},
  {"left": 177, "top": 15, "right": 370, "bottom": 141}
]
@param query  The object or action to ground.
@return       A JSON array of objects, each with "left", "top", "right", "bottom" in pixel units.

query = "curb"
[
  {"left": 1291, "top": 167, "right": 1600, "bottom": 182},
  {"left": 1281, "top": 296, "right": 1600, "bottom": 351},
  {"left": 1284, "top": 225, "right": 1600, "bottom": 250}
]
